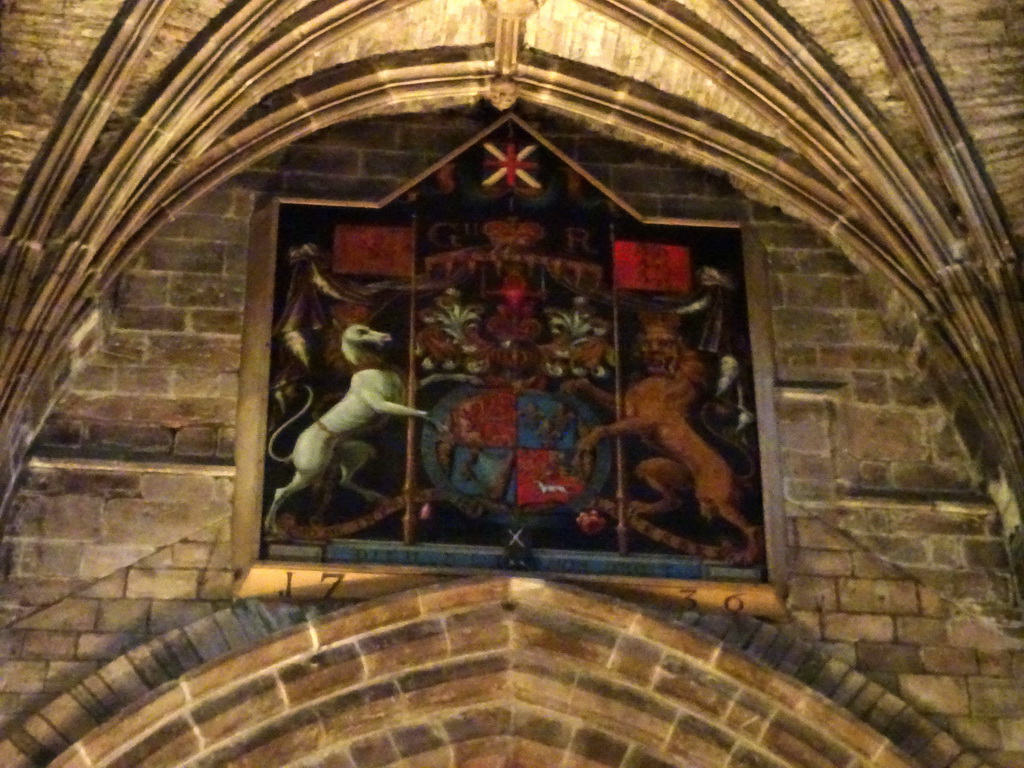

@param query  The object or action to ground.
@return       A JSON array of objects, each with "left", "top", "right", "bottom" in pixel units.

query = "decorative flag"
[
  {"left": 482, "top": 141, "right": 541, "bottom": 189},
  {"left": 614, "top": 240, "right": 691, "bottom": 293},
  {"left": 333, "top": 224, "right": 412, "bottom": 277}
]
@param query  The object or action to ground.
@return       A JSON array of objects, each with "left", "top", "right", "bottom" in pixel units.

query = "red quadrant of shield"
[
  {"left": 516, "top": 448, "right": 584, "bottom": 506},
  {"left": 447, "top": 389, "right": 517, "bottom": 447}
]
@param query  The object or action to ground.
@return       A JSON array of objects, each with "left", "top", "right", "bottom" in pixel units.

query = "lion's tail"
[{"left": 699, "top": 400, "right": 757, "bottom": 483}]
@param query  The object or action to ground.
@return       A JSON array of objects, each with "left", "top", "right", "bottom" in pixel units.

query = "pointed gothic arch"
[{"left": 1, "top": 578, "right": 990, "bottom": 768}]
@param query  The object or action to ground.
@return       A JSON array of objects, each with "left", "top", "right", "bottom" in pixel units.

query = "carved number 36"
[{"left": 677, "top": 590, "right": 745, "bottom": 612}]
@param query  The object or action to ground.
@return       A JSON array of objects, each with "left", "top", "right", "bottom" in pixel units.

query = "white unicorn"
[{"left": 264, "top": 323, "right": 436, "bottom": 533}]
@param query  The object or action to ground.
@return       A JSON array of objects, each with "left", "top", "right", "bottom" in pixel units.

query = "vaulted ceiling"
[{"left": 0, "top": 0, "right": 1022, "bottom": 512}]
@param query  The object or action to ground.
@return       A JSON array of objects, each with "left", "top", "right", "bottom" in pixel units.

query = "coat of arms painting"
[{"left": 255, "top": 116, "right": 770, "bottom": 585}]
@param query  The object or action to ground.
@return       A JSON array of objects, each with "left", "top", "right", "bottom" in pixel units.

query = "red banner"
[
  {"left": 333, "top": 225, "right": 412, "bottom": 277},
  {"left": 613, "top": 241, "right": 691, "bottom": 293}
]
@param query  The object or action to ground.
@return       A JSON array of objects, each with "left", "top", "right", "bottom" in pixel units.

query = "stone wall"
[
  {"left": 33, "top": 188, "right": 252, "bottom": 463},
  {"left": 2, "top": 578, "right": 994, "bottom": 768},
  {"left": 0, "top": 112, "right": 1021, "bottom": 766}
]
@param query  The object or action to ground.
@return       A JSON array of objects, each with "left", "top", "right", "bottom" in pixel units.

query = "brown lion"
[{"left": 572, "top": 311, "right": 762, "bottom": 565}]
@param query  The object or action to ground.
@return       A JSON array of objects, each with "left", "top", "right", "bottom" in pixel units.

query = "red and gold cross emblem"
[{"left": 482, "top": 141, "right": 541, "bottom": 189}]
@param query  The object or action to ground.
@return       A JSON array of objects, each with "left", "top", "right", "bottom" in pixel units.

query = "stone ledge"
[{"left": 26, "top": 455, "right": 235, "bottom": 476}]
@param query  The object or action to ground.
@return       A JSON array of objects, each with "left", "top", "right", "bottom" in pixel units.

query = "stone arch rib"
[
  {"left": 1, "top": 577, "right": 993, "bottom": 768},
  {"left": 574, "top": 0, "right": 1024, "bottom": 513},
  {"left": 0, "top": 48, "right": 937, "bottom": 446},
  {"left": 0, "top": 0, "right": 438, "bottom": 474}
]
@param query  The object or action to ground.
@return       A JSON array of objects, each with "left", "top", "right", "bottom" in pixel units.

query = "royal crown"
[{"left": 482, "top": 219, "right": 545, "bottom": 248}]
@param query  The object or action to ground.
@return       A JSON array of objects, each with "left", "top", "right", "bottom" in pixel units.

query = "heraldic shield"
[{"left": 421, "top": 386, "right": 612, "bottom": 519}]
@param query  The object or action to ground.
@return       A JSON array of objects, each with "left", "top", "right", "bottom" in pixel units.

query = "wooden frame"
[{"left": 233, "top": 117, "right": 787, "bottom": 616}]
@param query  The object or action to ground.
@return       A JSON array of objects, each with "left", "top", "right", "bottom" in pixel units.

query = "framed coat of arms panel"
[{"left": 234, "top": 115, "right": 786, "bottom": 614}]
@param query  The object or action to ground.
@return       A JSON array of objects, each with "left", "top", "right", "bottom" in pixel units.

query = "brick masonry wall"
[
  {"left": 0, "top": 112, "right": 1021, "bottom": 766},
  {"left": 32, "top": 186, "right": 253, "bottom": 462},
  {"left": 0, "top": 0, "right": 126, "bottom": 215}
]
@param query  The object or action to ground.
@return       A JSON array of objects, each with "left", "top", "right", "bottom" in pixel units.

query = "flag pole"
[
  {"left": 403, "top": 204, "right": 420, "bottom": 545},
  {"left": 611, "top": 219, "right": 629, "bottom": 556}
]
